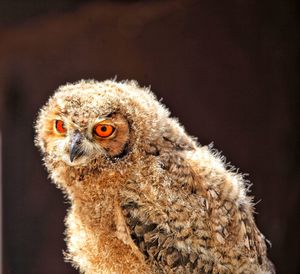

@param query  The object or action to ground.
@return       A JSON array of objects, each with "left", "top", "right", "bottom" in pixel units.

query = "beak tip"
[{"left": 70, "top": 149, "right": 81, "bottom": 163}]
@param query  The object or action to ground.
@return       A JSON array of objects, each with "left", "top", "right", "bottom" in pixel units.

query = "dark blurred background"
[{"left": 0, "top": 0, "right": 299, "bottom": 273}]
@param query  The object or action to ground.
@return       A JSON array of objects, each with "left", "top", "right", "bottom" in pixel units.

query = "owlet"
[{"left": 35, "top": 79, "right": 275, "bottom": 274}]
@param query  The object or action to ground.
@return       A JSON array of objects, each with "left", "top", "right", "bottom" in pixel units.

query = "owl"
[{"left": 35, "top": 79, "right": 275, "bottom": 274}]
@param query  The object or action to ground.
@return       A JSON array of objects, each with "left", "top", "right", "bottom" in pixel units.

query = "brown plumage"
[{"left": 35, "top": 79, "right": 275, "bottom": 274}]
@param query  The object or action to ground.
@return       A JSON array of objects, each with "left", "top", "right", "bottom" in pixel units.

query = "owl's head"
[{"left": 35, "top": 80, "right": 173, "bottom": 172}]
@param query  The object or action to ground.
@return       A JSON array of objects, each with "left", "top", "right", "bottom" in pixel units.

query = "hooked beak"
[{"left": 70, "top": 131, "right": 84, "bottom": 162}]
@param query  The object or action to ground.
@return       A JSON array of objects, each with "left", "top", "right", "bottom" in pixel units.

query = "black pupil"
[{"left": 101, "top": 126, "right": 107, "bottom": 132}]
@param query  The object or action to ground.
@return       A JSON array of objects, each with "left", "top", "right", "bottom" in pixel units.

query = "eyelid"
[
  {"left": 55, "top": 116, "right": 66, "bottom": 124},
  {"left": 95, "top": 117, "right": 111, "bottom": 123},
  {"left": 94, "top": 117, "right": 116, "bottom": 129}
]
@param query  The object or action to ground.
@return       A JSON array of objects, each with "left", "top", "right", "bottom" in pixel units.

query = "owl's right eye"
[{"left": 55, "top": 120, "right": 67, "bottom": 134}]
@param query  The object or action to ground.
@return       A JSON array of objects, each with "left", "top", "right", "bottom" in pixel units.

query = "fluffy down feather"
[{"left": 35, "top": 79, "right": 275, "bottom": 274}]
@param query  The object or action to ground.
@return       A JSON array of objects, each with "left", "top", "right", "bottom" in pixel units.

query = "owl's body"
[{"left": 35, "top": 80, "right": 274, "bottom": 274}]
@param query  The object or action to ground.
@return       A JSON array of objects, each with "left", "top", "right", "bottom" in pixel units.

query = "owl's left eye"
[
  {"left": 55, "top": 120, "right": 67, "bottom": 134},
  {"left": 93, "top": 124, "right": 115, "bottom": 138}
]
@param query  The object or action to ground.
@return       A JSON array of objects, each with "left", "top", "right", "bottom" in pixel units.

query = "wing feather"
[{"left": 120, "top": 178, "right": 274, "bottom": 273}]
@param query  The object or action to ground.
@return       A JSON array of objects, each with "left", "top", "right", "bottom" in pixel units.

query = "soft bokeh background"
[{"left": 0, "top": 0, "right": 299, "bottom": 273}]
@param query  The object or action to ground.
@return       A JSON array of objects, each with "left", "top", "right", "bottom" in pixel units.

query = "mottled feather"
[{"left": 35, "top": 79, "right": 275, "bottom": 274}]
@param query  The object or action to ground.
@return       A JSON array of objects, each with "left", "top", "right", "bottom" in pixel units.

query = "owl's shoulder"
[{"left": 119, "top": 147, "right": 273, "bottom": 273}]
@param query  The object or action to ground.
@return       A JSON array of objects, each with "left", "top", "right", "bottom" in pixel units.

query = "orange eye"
[
  {"left": 94, "top": 124, "right": 115, "bottom": 138},
  {"left": 55, "top": 120, "right": 67, "bottom": 134}
]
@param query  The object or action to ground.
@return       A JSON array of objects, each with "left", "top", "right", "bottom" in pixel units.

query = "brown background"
[{"left": 0, "top": 1, "right": 299, "bottom": 273}]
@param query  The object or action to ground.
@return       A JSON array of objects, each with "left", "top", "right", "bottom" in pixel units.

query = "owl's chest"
[
  {"left": 71, "top": 190, "right": 117, "bottom": 230},
  {"left": 65, "top": 196, "right": 149, "bottom": 273}
]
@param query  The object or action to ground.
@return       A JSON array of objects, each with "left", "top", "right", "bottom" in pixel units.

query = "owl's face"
[
  {"left": 35, "top": 80, "right": 170, "bottom": 174},
  {"left": 42, "top": 111, "right": 129, "bottom": 167},
  {"left": 35, "top": 90, "right": 135, "bottom": 170}
]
